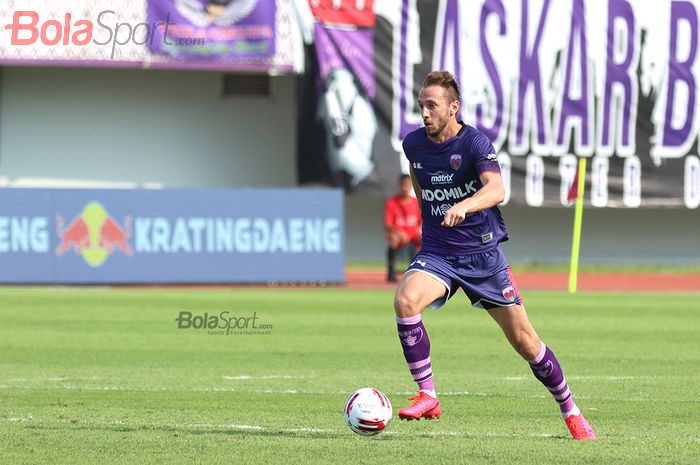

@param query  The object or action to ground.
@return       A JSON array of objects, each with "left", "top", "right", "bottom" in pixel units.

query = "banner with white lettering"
[
  {"left": 297, "top": 0, "right": 700, "bottom": 208},
  {"left": 0, "top": 188, "right": 344, "bottom": 283}
]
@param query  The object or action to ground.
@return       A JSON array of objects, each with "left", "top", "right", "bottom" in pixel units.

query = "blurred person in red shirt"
[{"left": 384, "top": 174, "right": 422, "bottom": 282}]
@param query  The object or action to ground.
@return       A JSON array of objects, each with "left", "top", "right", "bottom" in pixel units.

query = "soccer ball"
[{"left": 343, "top": 387, "right": 393, "bottom": 435}]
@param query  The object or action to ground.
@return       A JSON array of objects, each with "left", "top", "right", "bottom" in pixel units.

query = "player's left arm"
[
  {"left": 408, "top": 164, "right": 422, "bottom": 206},
  {"left": 441, "top": 171, "right": 505, "bottom": 228}
]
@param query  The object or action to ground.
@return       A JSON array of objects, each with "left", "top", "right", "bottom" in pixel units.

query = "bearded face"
[{"left": 418, "top": 85, "right": 459, "bottom": 140}]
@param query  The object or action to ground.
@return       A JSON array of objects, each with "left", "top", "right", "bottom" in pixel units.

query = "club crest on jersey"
[
  {"left": 450, "top": 154, "right": 462, "bottom": 170},
  {"left": 502, "top": 285, "right": 516, "bottom": 302},
  {"left": 399, "top": 327, "right": 423, "bottom": 347}
]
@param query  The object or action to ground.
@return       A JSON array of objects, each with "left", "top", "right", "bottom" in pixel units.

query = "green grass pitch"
[{"left": 1, "top": 287, "right": 699, "bottom": 464}]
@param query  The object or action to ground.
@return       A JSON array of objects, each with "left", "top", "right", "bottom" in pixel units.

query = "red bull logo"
[{"left": 56, "top": 202, "right": 132, "bottom": 267}]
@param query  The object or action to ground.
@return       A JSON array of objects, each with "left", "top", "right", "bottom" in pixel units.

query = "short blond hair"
[{"left": 422, "top": 70, "right": 460, "bottom": 103}]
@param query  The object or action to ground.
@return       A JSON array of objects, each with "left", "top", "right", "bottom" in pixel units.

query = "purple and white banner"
[
  {"left": 298, "top": 0, "right": 700, "bottom": 208},
  {"left": 147, "top": 0, "right": 276, "bottom": 62}
]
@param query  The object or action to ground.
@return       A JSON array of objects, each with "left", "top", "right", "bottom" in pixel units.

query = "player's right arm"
[{"left": 441, "top": 170, "right": 505, "bottom": 227}]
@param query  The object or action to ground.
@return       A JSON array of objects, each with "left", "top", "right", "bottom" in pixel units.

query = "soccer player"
[
  {"left": 384, "top": 175, "right": 422, "bottom": 282},
  {"left": 394, "top": 70, "right": 596, "bottom": 440}
]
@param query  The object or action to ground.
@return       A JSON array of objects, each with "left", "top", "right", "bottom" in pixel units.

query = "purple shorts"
[{"left": 404, "top": 246, "right": 523, "bottom": 310}]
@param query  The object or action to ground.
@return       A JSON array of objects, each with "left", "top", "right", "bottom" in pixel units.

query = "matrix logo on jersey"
[
  {"left": 421, "top": 182, "right": 476, "bottom": 202},
  {"left": 428, "top": 171, "right": 454, "bottom": 185},
  {"left": 56, "top": 202, "right": 132, "bottom": 267}
]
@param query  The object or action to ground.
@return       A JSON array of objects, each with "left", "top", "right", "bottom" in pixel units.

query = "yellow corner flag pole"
[{"left": 568, "top": 157, "right": 587, "bottom": 294}]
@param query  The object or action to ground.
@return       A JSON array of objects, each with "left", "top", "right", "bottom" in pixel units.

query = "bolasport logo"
[
  {"left": 2, "top": 10, "right": 205, "bottom": 59},
  {"left": 175, "top": 311, "right": 273, "bottom": 336}
]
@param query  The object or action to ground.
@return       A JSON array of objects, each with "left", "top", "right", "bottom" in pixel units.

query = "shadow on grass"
[
  {"left": 23, "top": 422, "right": 575, "bottom": 442},
  {"left": 23, "top": 422, "right": 397, "bottom": 441}
]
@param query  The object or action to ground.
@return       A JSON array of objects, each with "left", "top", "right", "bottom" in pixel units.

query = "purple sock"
[
  {"left": 397, "top": 315, "right": 434, "bottom": 392},
  {"left": 528, "top": 342, "right": 576, "bottom": 414}
]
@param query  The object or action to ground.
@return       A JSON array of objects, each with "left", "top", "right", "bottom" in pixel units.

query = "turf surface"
[{"left": 1, "top": 287, "right": 699, "bottom": 464}]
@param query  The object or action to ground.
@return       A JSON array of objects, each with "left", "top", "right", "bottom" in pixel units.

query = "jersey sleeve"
[
  {"left": 401, "top": 139, "right": 412, "bottom": 165},
  {"left": 470, "top": 132, "right": 500, "bottom": 174}
]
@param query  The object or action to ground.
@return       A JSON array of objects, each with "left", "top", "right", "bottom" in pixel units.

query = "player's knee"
[
  {"left": 511, "top": 332, "right": 540, "bottom": 360},
  {"left": 393, "top": 291, "right": 422, "bottom": 317}
]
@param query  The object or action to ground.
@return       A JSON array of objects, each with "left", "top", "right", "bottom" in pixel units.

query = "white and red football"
[{"left": 343, "top": 387, "right": 393, "bottom": 436}]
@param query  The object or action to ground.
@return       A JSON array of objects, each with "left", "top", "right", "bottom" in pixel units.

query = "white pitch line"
[
  {"left": 6, "top": 376, "right": 101, "bottom": 382},
  {"left": 2, "top": 417, "right": 699, "bottom": 443},
  {"left": 501, "top": 376, "right": 645, "bottom": 382},
  {"left": 253, "top": 389, "right": 299, "bottom": 394},
  {"left": 0, "top": 385, "right": 173, "bottom": 393},
  {"left": 190, "top": 423, "right": 264, "bottom": 430},
  {"left": 436, "top": 391, "right": 493, "bottom": 397},
  {"left": 223, "top": 375, "right": 305, "bottom": 381},
  {"left": 287, "top": 427, "right": 333, "bottom": 433},
  {"left": 0, "top": 383, "right": 307, "bottom": 393},
  {"left": 0, "top": 384, "right": 693, "bottom": 403},
  {"left": 384, "top": 431, "right": 462, "bottom": 437},
  {"left": 180, "top": 423, "right": 334, "bottom": 434}
]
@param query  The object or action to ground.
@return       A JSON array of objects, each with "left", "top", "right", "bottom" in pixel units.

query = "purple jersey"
[{"left": 402, "top": 123, "right": 508, "bottom": 255}]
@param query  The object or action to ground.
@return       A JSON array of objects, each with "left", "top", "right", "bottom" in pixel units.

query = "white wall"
[
  {"left": 345, "top": 196, "right": 700, "bottom": 265},
  {"left": 1, "top": 66, "right": 697, "bottom": 265},
  {"left": 0, "top": 67, "right": 297, "bottom": 188}
]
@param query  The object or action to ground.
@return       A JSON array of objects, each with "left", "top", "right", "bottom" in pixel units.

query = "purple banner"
[
  {"left": 147, "top": 0, "right": 276, "bottom": 62},
  {"left": 299, "top": 2, "right": 378, "bottom": 190}
]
